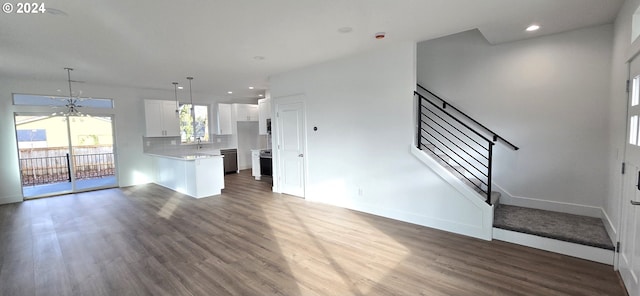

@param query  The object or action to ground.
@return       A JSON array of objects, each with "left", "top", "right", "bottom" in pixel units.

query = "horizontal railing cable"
[
  {"left": 421, "top": 125, "right": 489, "bottom": 172},
  {"left": 416, "top": 84, "right": 519, "bottom": 151},
  {"left": 420, "top": 137, "right": 487, "bottom": 193},
  {"left": 420, "top": 130, "right": 488, "bottom": 180},
  {"left": 417, "top": 92, "right": 494, "bottom": 144},
  {"left": 421, "top": 107, "right": 489, "bottom": 157}
]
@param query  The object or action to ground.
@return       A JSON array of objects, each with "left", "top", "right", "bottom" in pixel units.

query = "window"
[
  {"left": 631, "top": 76, "right": 640, "bottom": 146},
  {"left": 179, "top": 104, "right": 209, "bottom": 143},
  {"left": 13, "top": 94, "right": 113, "bottom": 108},
  {"left": 633, "top": 76, "right": 640, "bottom": 107},
  {"left": 631, "top": 116, "right": 638, "bottom": 146},
  {"left": 16, "top": 128, "right": 47, "bottom": 148}
]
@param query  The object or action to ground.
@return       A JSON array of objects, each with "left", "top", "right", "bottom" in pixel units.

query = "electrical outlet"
[
  {"left": 358, "top": 188, "right": 363, "bottom": 196},
  {"left": 217, "top": 138, "right": 221, "bottom": 143},
  {"left": 171, "top": 140, "right": 176, "bottom": 145}
]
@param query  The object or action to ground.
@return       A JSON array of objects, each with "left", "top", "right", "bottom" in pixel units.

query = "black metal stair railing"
[{"left": 415, "top": 84, "right": 518, "bottom": 205}]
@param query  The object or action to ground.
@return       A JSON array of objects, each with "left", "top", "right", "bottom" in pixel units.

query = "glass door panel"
[
  {"left": 14, "top": 113, "right": 118, "bottom": 199},
  {"left": 68, "top": 115, "right": 117, "bottom": 191},
  {"left": 15, "top": 114, "right": 73, "bottom": 198}
]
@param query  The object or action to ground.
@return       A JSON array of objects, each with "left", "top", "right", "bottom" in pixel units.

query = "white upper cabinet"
[
  {"left": 217, "top": 103, "right": 233, "bottom": 135},
  {"left": 215, "top": 103, "right": 259, "bottom": 135},
  {"left": 258, "top": 98, "right": 271, "bottom": 135},
  {"left": 144, "top": 100, "right": 180, "bottom": 137},
  {"left": 233, "top": 104, "right": 258, "bottom": 121}
]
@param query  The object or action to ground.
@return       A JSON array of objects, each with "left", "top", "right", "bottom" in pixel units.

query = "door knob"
[
  {"left": 298, "top": 154, "right": 303, "bottom": 157},
  {"left": 632, "top": 200, "right": 640, "bottom": 206}
]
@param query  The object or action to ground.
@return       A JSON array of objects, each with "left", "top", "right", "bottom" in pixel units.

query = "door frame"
[
  {"left": 271, "top": 94, "right": 308, "bottom": 197},
  {"left": 618, "top": 50, "right": 640, "bottom": 295},
  {"left": 13, "top": 111, "right": 119, "bottom": 199}
]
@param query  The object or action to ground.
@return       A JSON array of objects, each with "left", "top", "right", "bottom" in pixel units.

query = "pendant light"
[
  {"left": 187, "top": 76, "right": 194, "bottom": 107},
  {"left": 187, "top": 76, "right": 195, "bottom": 141},
  {"left": 172, "top": 82, "right": 179, "bottom": 115},
  {"left": 53, "top": 67, "right": 87, "bottom": 117}
]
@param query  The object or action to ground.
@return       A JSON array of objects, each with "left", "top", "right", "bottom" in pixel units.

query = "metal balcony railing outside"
[{"left": 20, "top": 152, "right": 115, "bottom": 186}]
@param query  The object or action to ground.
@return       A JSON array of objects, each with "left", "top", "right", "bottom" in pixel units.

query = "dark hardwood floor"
[{"left": 0, "top": 170, "right": 627, "bottom": 295}]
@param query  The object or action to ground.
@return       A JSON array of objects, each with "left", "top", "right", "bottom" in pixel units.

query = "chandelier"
[{"left": 52, "top": 67, "right": 88, "bottom": 117}]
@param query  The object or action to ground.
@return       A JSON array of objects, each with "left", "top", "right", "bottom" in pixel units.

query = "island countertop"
[
  {"left": 147, "top": 153, "right": 225, "bottom": 198},
  {"left": 145, "top": 152, "right": 223, "bottom": 161}
]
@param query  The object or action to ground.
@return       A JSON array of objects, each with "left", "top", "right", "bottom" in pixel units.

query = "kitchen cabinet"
[
  {"left": 258, "top": 98, "right": 271, "bottom": 135},
  {"left": 151, "top": 154, "right": 225, "bottom": 198},
  {"left": 145, "top": 99, "right": 180, "bottom": 137},
  {"left": 217, "top": 103, "right": 233, "bottom": 135},
  {"left": 233, "top": 104, "right": 258, "bottom": 121},
  {"left": 216, "top": 103, "right": 259, "bottom": 135}
]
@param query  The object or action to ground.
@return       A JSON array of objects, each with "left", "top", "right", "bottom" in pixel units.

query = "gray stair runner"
[{"left": 494, "top": 204, "right": 614, "bottom": 250}]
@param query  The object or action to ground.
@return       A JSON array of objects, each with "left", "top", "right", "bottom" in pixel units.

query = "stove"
[{"left": 259, "top": 149, "right": 272, "bottom": 176}]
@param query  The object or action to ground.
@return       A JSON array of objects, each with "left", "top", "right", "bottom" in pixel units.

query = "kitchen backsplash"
[{"left": 143, "top": 134, "right": 234, "bottom": 155}]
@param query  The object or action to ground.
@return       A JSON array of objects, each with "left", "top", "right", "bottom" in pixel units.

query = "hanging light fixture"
[
  {"left": 52, "top": 67, "right": 87, "bottom": 117},
  {"left": 187, "top": 76, "right": 195, "bottom": 141},
  {"left": 172, "top": 81, "right": 179, "bottom": 115}
]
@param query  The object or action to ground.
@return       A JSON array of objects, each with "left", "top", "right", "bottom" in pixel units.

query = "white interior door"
[
  {"left": 276, "top": 101, "right": 305, "bottom": 197},
  {"left": 620, "top": 55, "right": 640, "bottom": 296}
]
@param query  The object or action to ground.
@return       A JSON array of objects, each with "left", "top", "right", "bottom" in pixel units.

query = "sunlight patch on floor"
[
  {"left": 262, "top": 200, "right": 410, "bottom": 295},
  {"left": 157, "top": 195, "right": 183, "bottom": 219}
]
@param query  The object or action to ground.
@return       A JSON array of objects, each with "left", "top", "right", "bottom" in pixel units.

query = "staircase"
[
  {"left": 415, "top": 84, "right": 518, "bottom": 205},
  {"left": 421, "top": 143, "right": 501, "bottom": 205},
  {"left": 414, "top": 85, "right": 615, "bottom": 264}
]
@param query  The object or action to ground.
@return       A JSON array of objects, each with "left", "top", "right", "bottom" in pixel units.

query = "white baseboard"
[
  {"left": 493, "top": 228, "right": 614, "bottom": 265},
  {"left": 493, "top": 183, "right": 602, "bottom": 218},
  {"left": 310, "top": 197, "right": 493, "bottom": 241},
  {"left": 601, "top": 208, "right": 618, "bottom": 247}
]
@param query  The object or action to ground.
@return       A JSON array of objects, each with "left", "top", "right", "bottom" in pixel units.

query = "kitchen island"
[{"left": 148, "top": 153, "right": 224, "bottom": 198}]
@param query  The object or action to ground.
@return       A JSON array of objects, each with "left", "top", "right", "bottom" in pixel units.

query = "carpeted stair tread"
[{"left": 494, "top": 204, "right": 614, "bottom": 250}]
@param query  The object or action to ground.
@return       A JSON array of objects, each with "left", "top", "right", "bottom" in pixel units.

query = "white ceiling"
[{"left": 0, "top": 0, "right": 624, "bottom": 100}]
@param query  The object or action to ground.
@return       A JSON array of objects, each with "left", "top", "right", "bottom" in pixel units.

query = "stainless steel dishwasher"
[{"left": 220, "top": 149, "right": 238, "bottom": 174}]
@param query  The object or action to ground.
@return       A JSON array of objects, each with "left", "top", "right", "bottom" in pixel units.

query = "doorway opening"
[{"left": 15, "top": 114, "right": 117, "bottom": 198}]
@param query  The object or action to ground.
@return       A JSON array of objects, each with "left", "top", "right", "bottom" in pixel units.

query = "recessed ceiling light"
[
  {"left": 253, "top": 56, "right": 265, "bottom": 60},
  {"left": 177, "top": 86, "right": 184, "bottom": 90},
  {"left": 338, "top": 27, "right": 353, "bottom": 33},
  {"left": 375, "top": 32, "right": 386, "bottom": 39},
  {"left": 227, "top": 91, "right": 233, "bottom": 94},
  {"left": 526, "top": 24, "right": 540, "bottom": 32},
  {"left": 249, "top": 86, "right": 254, "bottom": 90},
  {"left": 259, "top": 94, "right": 263, "bottom": 97}
]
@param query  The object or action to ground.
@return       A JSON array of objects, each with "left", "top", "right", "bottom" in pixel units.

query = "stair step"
[
  {"left": 490, "top": 191, "right": 501, "bottom": 205},
  {"left": 493, "top": 204, "right": 614, "bottom": 250}
]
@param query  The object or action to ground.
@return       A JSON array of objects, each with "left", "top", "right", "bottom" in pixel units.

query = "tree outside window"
[{"left": 179, "top": 104, "right": 209, "bottom": 143}]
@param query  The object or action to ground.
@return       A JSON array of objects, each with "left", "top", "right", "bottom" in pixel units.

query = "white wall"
[
  {"left": 270, "top": 42, "right": 493, "bottom": 240},
  {"left": 417, "top": 25, "right": 614, "bottom": 214},
  {"left": 606, "top": 0, "right": 640, "bottom": 246},
  {"left": 0, "top": 77, "right": 220, "bottom": 204}
]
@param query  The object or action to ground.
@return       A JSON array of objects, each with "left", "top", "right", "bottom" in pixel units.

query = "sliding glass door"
[{"left": 15, "top": 113, "right": 117, "bottom": 198}]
